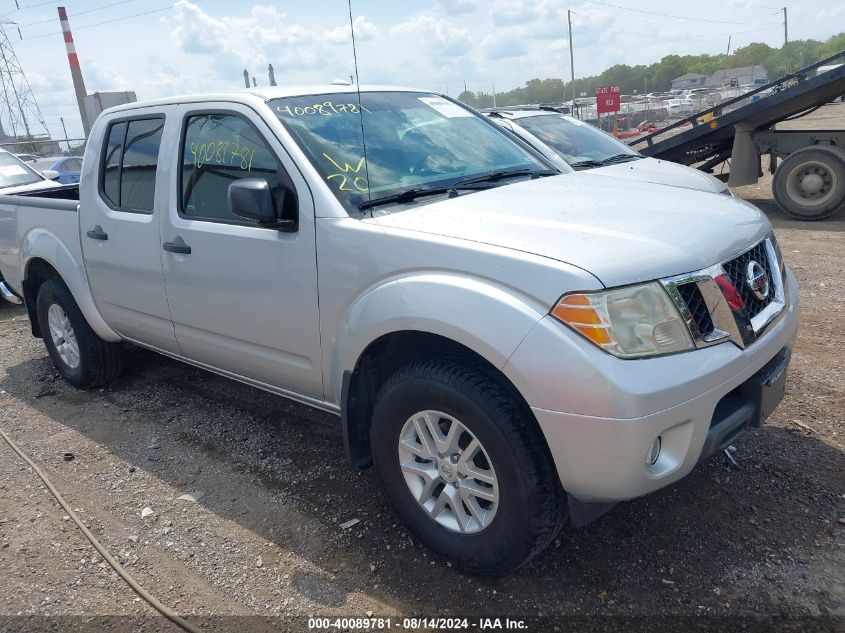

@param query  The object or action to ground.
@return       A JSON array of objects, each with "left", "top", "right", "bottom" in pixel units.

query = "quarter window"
[
  {"left": 180, "top": 113, "right": 293, "bottom": 223},
  {"left": 100, "top": 117, "right": 164, "bottom": 213}
]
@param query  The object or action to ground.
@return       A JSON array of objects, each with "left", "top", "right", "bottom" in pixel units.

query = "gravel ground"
[{"left": 1, "top": 110, "right": 843, "bottom": 633}]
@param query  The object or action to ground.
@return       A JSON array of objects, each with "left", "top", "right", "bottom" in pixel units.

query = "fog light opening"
[{"left": 646, "top": 436, "right": 662, "bottom": 466}]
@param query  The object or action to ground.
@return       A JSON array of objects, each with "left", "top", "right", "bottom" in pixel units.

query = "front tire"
[
  {"left": 371, "top": 359, "right": 564, "bottom": 575},
  {"left": 36, "top": 278, "right": 123, "bottom": 388}
]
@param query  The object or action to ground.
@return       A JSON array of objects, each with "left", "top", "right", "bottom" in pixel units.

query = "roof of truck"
[{"left": 102, "top": 85, "right": 432, "bottom": 114}]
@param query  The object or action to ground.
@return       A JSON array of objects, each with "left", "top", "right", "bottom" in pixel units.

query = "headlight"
[{"left": 551, "top": 282, "right": 694, "bottom": 358}]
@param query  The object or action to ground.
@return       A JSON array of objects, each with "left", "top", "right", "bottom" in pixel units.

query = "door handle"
[
  {"left": 162, "top": 241, "right": 192, "bottom": 255},
  {"left": 86, "top": 226, "right": 108, "bottom": 241}
]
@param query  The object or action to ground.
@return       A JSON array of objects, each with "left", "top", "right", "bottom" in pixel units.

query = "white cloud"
[
  {"left": 325, "top": 16, "right": 380, "bottom": 45},
  {"left": 481, "top": 30, "right": 529, "bottom": 60},
  {"left": 169, "top": 1, "right": 339, "bottom": 83},
  {"left": 490, "top": 0, "right": 542, "bottom": 26},
  {"left": 434, "top": 0, "right": 477, "bottom": 15},
  {"left": 391, "top": 15, "right": 472, "bottom": 57}
]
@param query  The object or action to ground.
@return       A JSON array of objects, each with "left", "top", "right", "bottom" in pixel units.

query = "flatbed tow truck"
[{"left": 631, "top": 51, "right": 845, "bottom": 220}]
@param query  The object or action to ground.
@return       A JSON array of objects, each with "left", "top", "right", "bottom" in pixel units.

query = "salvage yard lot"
[{"left": 1, "top": 193, "right": 844, "bottom": 629}]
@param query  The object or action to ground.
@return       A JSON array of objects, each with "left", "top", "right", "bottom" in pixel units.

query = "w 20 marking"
[{"left": 323, "top": 153, "right": 369, "bottom": 192}]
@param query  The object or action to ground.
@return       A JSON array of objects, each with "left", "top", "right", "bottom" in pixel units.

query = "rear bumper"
[{"left": 506, "top": 268, "right": 799, "bottom": 503}]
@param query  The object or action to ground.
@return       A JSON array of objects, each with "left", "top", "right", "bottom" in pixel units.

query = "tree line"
[{"left": 457, "top": 32, "right": 845, "bottom": 109}]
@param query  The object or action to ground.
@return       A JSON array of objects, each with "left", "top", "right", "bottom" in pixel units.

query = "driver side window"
[{"left": 180, "top": 112, "right": 294, "bottom": 224}]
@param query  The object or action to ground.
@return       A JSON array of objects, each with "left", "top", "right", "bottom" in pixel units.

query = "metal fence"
[{"left": 0, "top": 137, "right": 86, "bottom": 158}]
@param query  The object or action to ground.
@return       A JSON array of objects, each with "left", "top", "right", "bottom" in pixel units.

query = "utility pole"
[
  {"left": 60, "top": 116, "right": 69, "bottom": 152},
  {"left": 726, "top": 35, "right": 731, "bottom": 58},
  {"left": 567, "top": 10, "right": 575, "bottom": 90},
  {"left": 782, "top": 7, "right": 788, "bottom": 74},
  {"left": 492, "top": 82, "right": 496, "bottom": 108}
]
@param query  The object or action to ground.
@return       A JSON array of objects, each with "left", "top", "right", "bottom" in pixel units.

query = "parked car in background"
[
  {"left": 13, "top": 153, "right": 39, "bottom": 163},
  {"left": 0, "top": 148, "right": 62, "bottom": 193},
  {"left": 33, "top": 156, "right": 82, "bottom": 184},
  {"left": 0, "top": 86, "right": 797, "bottom": 574},
  {"left": 666, "top": 97, "right": 696, "bottom": 117},
  {"left": 486, "top": 109, "right": 730, "bottom": 195}
]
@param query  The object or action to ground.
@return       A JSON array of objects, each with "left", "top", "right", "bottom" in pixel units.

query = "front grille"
[
  {"left": 722, "top": 241, "right": 775, "bottom": 318},
  {"left": 677, "top": 282, "right": 715, "bottom": 339}
]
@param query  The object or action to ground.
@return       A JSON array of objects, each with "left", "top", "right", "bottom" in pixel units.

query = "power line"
[
  {"left": 18, "top": 0, "right": 138, "bottom": 28},
  {"left": 570, "top": 15, "right": 782, "bottom": 42},
  {"left": 19, "top": 0, "right": 206, "bottom": 41},
  {"left": 724, "top": 0, "right": 782, "bottom": 10},
  {"left": 12, "top": 0, "right": 58, "bottom": 11},
  {"left": 577, "top": 0, "right": 765, "bottom": 25}
]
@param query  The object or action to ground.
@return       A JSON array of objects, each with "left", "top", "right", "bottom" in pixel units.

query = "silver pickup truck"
[{"left": 0, "top": 86, "right": 799, "bottom": 575}]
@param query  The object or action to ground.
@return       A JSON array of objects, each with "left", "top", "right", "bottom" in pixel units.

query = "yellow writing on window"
[
  {"left": 277, "top": 102, "right": 372, "bottom": 117},
  {"left": 189, "top": 140, "right": 255, "bottom": 171},
  {"left": 324, "top": 153, "right": 368, "bottom": 192}
]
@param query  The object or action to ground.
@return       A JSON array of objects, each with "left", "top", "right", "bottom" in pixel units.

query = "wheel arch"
[
  {"left": 21, "top": 250, "right": 118, "bottom": 342},
  {"left": 340, "top": 330, "right": 554, "bottom": 474}
]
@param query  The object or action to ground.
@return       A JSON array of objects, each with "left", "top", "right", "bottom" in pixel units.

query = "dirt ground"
[{"left": 1, "top": 108, "right": 843, "bottom": 633}]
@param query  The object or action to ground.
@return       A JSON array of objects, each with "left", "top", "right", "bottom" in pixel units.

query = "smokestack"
[
  {"left": 252, "top": 76, "right": 257, "bottom": 88},
  {"left": 268, "top": 64, "right": 277, "bottom": 87},
  {"left": 58, "top": 7, "right": 91, "bottom": 137},
  {"left": 243, "top": 69, "right": 250, "bottom": 88}
]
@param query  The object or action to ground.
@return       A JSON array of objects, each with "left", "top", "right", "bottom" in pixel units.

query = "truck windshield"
[
  {"left": 516, "top": 114, "right": 640, "bottom": 169},
  {"left": 0, "top": 152, "right": 44, "bottom": 189},
  {"left": 271, "top": 91, "right": 548, "bottom": 215}
]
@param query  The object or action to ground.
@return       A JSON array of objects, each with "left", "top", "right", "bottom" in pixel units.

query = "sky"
[{"left": 3, "top": 0, "right": 843, "bottom": 139}]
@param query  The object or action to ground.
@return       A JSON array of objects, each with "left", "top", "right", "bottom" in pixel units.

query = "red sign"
[{"left": 596, "top": 85, "right": 621, "bottom": 114}]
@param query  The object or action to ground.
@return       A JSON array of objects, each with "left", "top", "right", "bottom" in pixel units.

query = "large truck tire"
[
  {"left": 36, "top": 277, "right": 123, "bottom": 388},
  {"left": 370, "top": 359, "right": 565, "bottom": 575},
  {"left": 773, "top": 145, "right": 845, "bottom": 220}
]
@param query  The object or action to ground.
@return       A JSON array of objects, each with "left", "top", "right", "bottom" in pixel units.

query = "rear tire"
[
  {"left": 370, "top": 359, "right": 564, "bottom": 575},
  {"left": 773, "top": 146, "right": 845, "bottom": 220},
  {"left": 36, "top": 278, "right": 123, "bottom": 388}
]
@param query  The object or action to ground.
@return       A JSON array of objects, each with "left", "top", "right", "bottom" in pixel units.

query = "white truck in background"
[{"left": 0, "top": 86, "right": 798, "bottom": 574}]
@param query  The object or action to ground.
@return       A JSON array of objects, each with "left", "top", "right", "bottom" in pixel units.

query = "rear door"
[
  {"left": 159, "top": 102, "right": 323, "bottom": 399},
  {"left": 79, "top": 108, "right": 179, "bottom": 353}
]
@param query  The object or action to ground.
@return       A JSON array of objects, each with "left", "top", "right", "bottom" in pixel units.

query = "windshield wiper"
[
  {"left": 358, "top": 168, "right": 558, "bottom": 211},
  {"left": 452, "top": 168, "right": 557, "bottom": 187},
  {"left": 597, "top": 154, "right": 642, "bottom": 165},
  {"left": 358, "top": 186, "right": 455, "bottom": 211},
  {"left": 569, "top": 159, "right": 603, "bottom": 169}
]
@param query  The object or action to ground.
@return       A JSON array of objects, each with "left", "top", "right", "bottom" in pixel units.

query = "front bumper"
[{"left": 504, "top": 268, "right": 799, "bottom": 504}]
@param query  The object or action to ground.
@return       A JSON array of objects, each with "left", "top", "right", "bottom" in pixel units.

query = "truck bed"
[{"left": 0, "top": 187, "right": 81, "bottom": 292}]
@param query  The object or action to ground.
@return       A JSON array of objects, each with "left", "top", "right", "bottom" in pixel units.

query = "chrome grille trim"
[{"left": 661, "top": 235, "right": 786, "bottom": 350}]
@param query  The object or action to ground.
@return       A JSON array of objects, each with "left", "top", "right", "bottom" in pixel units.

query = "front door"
[
  {"left": 159, "top": 103, "right": 323, "bottom": 399},
  {"left": 79, "top": 108, "right": 179, "bottom": 353}
]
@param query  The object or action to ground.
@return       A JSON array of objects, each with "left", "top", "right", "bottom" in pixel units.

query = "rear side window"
[
  {"left": 100, "top": 117, "right": 164, "bottom": 213},
  {"left": 102, "top": 122, "right": 125, "bottom": 206},
  {"left": 180, "top": 112, "right": 293, "bottom": 224}
]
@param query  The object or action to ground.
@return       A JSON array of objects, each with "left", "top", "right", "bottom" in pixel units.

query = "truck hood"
[
  {"left": 593, "top": 157, "right": 728, "bottom": 194},
  {"left": 368, "top": 173, "right": 770, "bottom": 288}
]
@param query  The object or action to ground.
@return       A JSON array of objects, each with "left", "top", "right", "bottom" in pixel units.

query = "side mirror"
[
  {"left": 42, "top": 170, "right": 61, "bottom": 181},
  {"left": 227, "top": 179, "right": 297, "bottom": 231}
]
